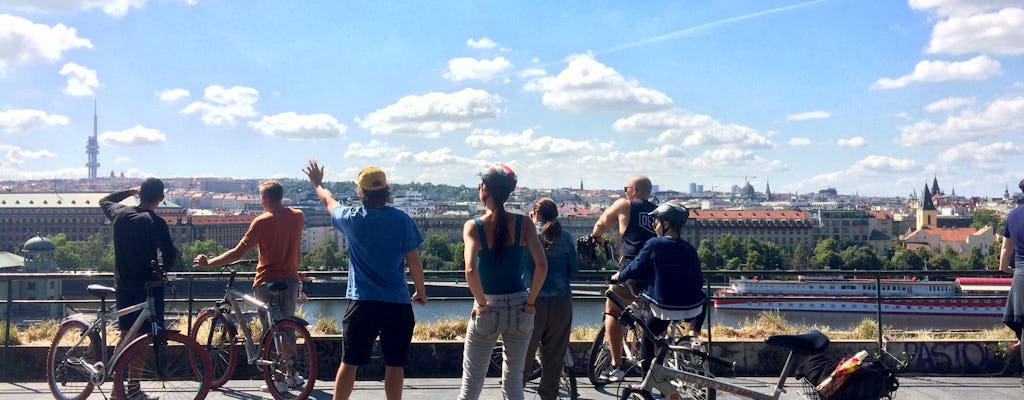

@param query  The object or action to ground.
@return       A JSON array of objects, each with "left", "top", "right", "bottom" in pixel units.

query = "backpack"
[{"left": 795, "top": 354, "right": 899, "bottom": 400}]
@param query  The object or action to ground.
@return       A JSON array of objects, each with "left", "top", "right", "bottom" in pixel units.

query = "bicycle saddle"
[
  {"left": 87, "top": 284, "right": 117, "bottom": 299},
  {"left": 764, "top": 330, "right": 830, "bottom": 355}
]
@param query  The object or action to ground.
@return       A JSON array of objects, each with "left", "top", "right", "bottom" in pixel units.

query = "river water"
[{"left": 296, "top": 298, "right": 1005, "bottom": 331}]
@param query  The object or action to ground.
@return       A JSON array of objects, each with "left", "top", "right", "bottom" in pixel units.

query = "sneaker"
[
  {"left": 286, "top": 373, "right": 305, "bottom": 389},
  {"left": 607, "top": 367, "right": 626, "bottom": 383},
  {"left": 125, "top": 382, "right": 158, "bottom": 400},
  {"left": 260, "top": 380, "right": 290, "bottom": 393}
]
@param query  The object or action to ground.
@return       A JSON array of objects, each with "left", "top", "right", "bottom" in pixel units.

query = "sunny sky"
[{"left": 1, "top": 0, "right": 1023, "bottom": 197}]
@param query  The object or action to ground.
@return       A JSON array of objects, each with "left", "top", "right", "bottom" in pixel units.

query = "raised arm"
[
  {"left": 591, "top": 198, "right": 630, "bottom": 241},
  {"left": 304, "top": 160, "right": 340, "bottom": 212}
]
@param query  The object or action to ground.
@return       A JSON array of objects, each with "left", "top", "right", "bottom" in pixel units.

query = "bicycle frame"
[
  {"left": 62, "top": 278, "right": 165, "bottom": 383},
  {"left": 206, "top": 266, "right": 288, "bottom": 366}
]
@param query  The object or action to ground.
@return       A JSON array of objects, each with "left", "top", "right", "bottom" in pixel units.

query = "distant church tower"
[
  {"left": 917, "top": 183, "right": 937, "bottom": 231},
  {"left": 765, "top": 181, "right": 772, "bottom": 201},
  {"left": 86, "top": 101, "right": 100, "bottom": 179}
]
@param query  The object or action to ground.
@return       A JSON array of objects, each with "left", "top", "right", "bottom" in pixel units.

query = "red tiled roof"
[
  {"left": 869, "top": 210, "right": 893, "bottom": 220},
  {"left": 690, "top": 209, "right": 809, "bottom": 220},
  {"left": 189, "top": 215, "right": 257, "bottom": 225}
]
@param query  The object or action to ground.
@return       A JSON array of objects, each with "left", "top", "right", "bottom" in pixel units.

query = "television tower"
[{"left": 86, "top": 101, "right": 99, "bottom": 179}]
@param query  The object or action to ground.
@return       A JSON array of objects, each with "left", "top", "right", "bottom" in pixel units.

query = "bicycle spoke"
[
  {"left": 112, "top": 332, "right": 211, "bottom": 400},
  {"left": 189, "top": 309, "right": 237, "bottom": 389},
  {"left": 261, "top": 319, "right": 317, "bottom": 400},
  {"left": 46, "top": 320, "right": 101, "bottom": 400}
]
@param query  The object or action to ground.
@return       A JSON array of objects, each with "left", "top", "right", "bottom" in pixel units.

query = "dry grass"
[
  {"left": 413, "top": 316, "right": 468, "bottom": 341},
  {"left": 312, "top": 318, "right": 341, "bottom": 335}
]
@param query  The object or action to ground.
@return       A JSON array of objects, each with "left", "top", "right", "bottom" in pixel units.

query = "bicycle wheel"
[
  {"left": 260, "top": 319, "right": 317, "bottom": 400},
  {"left": 189, "top": 308, "right": 238, "bottom": 389},
  {"left": 111, "top": 331, "right": 212, "bottom": 400},
  {"left": 587, "top": 325, "right": 611, "bottom": 386},
  {"left": 559, "top": 364, "right": 579, "bottom": 400},
  {"left": 666, "top": 347, "right": 715, "bottom": 400},
  {"left": 618, "top": 388, "right": 656, "bottom": 400},
  {"left": 46, "top": 320, "right": 102, "bottom": 400}
]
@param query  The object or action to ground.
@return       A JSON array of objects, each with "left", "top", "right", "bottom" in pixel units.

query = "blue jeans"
[{"left": 458, "top": 291, "right": 534, "bottom": 400}]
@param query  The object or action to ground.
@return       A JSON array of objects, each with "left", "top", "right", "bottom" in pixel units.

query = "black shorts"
[
  {"left": 115, "top": 286, "right": 164, "bottom": 332},
  {"left": 342, "top": 300, "right": 415, "bottom": 367}
]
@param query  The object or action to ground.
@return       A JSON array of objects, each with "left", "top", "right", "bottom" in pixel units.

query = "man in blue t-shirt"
[{"left": 304, "top": 161, "right": 427, "bottom": 400}]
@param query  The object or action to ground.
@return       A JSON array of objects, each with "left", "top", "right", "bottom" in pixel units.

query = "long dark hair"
[
  {"left": 534, "top": 197, "right": 561, "bottom": 250},
  {"left": 484, "top": 182, "right": 514, "bottom": 265}
]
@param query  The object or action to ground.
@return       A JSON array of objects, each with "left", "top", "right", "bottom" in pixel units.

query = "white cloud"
[
  {"left": 466, "top": 37, "right": 497, "bottom": 49},
  {"left": 158, "top": 88, "right": 190, "bottom": 102},
  {"left": 578, "top": 146, "right": 688, "bottom": 170},
  {"left": 837, "top": 136, "right": 867, "bottom": 147},
  {"left": 896, "top": 96, "right": 1024, "bottom": 145},
  {"left": 517, "top": 68, "right": 547, "bottom": 79},
  {"left": 909, "top": 0, "right": 1021, "bottom": 17},
  {"left": 931, "top": 141, "right": 1024, "bottom": 171},
  {"left": 613, "top": 110, "right": 774, "bottom": 149},
  {"left": 523, "top": 53, "right": 673, "bottom": 112},
  {"left": 0, "top": 14, "right": 93, "bottom": 76},
  {"left": 343, "top": 140, "right": 408, "bottom": 160},
  {"left": 1, "top": 0, "right": 148, "bottom": 17},
  {"left": 925, "top": 96, "right": 975, "bottom": 112},
  {"left": 248, "top": 112, "right": 347, "bottom": 139},
  {"left": 787, "top": 110, "right": 831, "bottom": 121},
  {"left": 926, "top": 7, "right": 1024, "bottom": 55},
  {"left": 464, "top": 128, "right": 614, "bottom": 157},
  {"left": 59, "top": 62, "right": 98, "bottom": 96},
  {"left": 0, "top": 109, "right": 70, "bottom": 133},
  {"left": 689, "top": 147, "right": 787, "bottom": 172},
  {"left": 443, "top": 57, "right": 513, "bottom": 82},
  {"left": 114, "top": 156, "right": 132, "bottom": 163},
  {"left": 789, "top": 137, "right": 812, "bottom": 146},
  {"left": 0, "top": 143, "right": 56, "bottom": 167},
  {"left": 359, "top": 88, "right": 502, "bottom": 137},
  {"left": 180, "top": 85, "right": 260, "bottom": 125},
  {"left": 805, "top": 155, "right": 919, "bottom": 189},
  {"left": 98, "top": 124, "right": 167, "bottom": 146},
  {"left": 871, "top": 55, "right": 1001, "bottom": 89}
]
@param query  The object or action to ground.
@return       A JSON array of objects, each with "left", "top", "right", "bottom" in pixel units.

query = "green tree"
[
  {"left": 697, "top": 239, "right": 723, "bottom": 270},
  {"left": 966, "top": 246, "right": 986, "bottom": 270},
  {"left": 447, "top": 242, "right": 466, "bottom": 270},
  {"left": 301, "top": 239, "right": 347, "bottom": 271},
  {"left": 422, "top": 235, "right": 454, "bottom": 262},
  {"left": 714, "top": 234, "right": 743, "bottom": 263},
  {"left": 887, "top": 247, "right": 923, "bottom": 270},
  {"left": 839, "top": 246, "right": 882, "bottom": 270},
  {"left": 971, "top": 208, "right": 1004, "bottom": 232},
  {"left": 50, "top": 233, "right": 113, "bottom": 271},
  {"left": 812, "top": 238, "right": 841, "bottom": 269},
  {"left": 179, "top": 240, "right": 227, "bottom": 270},
  {"left": 790, "top": 244, "right": 812, "bottom": 270}
]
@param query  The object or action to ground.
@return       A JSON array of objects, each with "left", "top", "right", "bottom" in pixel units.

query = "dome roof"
[{"left": 23, "top": 235, "right": 56, "bottom": 252}]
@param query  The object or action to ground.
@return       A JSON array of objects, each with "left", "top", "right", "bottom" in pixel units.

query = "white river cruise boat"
[{"left": 713, "top": 275, "right": 1011, "bottom": 316}]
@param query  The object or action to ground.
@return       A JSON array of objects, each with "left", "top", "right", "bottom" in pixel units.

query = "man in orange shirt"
[{"left": 194, "top": 180, "right": 305, "bottom": 392}]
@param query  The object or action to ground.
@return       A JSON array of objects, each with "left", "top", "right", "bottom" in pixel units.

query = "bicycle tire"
[
  {"left": 260, "top": 319, "right": 318, "bottom": 400},
  {"left": 666, "top": 347, "right": 716, "bottom": 400},
  {"left": 189, "top": 308, "right": 238, "bottom": 389},
  {"left": 618, "top": 387, "right": 656, "bottom": 400},
  {"left": 46, "top": 319, "right": 102, "bottom": 400},
  {"left": 559, "top": 364, "right": 579, "bottom": 400},
  {"left": 586, "top": 324, "right": 610, "bottom": 386},
  {"left": 111, "top": 331, "right": 212, "bottom": 400}
]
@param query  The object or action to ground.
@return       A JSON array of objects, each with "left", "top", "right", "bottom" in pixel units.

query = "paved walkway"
[{"left": 5, "top": 376, "right": 1022, "bottom": 399}]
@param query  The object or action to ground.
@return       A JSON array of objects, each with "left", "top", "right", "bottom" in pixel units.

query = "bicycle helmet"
[
  {"left": 479, "top": 162, "right": 517, "bottom": 191},
  {"left": 576, "top": 235, "right": 598, "bottom": 265},
  {"left": 647, "top": 202, "right": 689, "bottom": 225}
]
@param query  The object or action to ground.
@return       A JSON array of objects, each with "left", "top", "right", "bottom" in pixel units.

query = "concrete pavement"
[{"left": 6, "top": 376, "right": 1023, "bottom": 399}]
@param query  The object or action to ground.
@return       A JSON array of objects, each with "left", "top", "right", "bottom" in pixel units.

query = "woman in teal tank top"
[{"left": 457, "top": 163, "right": 548, "bottom": 400}]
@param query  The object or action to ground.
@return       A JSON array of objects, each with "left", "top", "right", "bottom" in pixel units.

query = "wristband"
[{"left": 525, "top": 302, "right": 535, "bottom": 307}]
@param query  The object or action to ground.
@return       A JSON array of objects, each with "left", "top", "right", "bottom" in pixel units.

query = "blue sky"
[{"left": 1, "top": 0, "right": 1023, "bottom": 197}]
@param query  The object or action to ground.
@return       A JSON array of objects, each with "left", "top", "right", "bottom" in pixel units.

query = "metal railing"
[{"left": 1, "top": 268, "right": 1012, "bottom": 380}]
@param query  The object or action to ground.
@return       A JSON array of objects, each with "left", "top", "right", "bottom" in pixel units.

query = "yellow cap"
[{"left": 356, "top": 166, "right": 388, "bottom": 190}]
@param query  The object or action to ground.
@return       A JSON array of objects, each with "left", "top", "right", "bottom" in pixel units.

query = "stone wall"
[{"left": 4, "top": 337, "right": 1013, "bottom": 382}]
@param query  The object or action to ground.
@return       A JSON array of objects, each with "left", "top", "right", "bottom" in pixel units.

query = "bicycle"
[
  {"left": 606, "top": 290, "right": 897, "bottom": 400},
  {"left": 46, "top": 262, "right": 213, "bottom": 400},
  {"left": 489, "top": 345, "right": 579, "bottom": 399},
  {"left": 188, "top": 259, "right": 318, "bottom": 400},
  {"left": 586, "top": 283, "right": 692, "bottom": 387}
]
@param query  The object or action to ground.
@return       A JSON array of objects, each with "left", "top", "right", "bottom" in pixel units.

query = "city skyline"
[{"left": 1, "top": 1, "right": 1023, "bottom": 197}]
